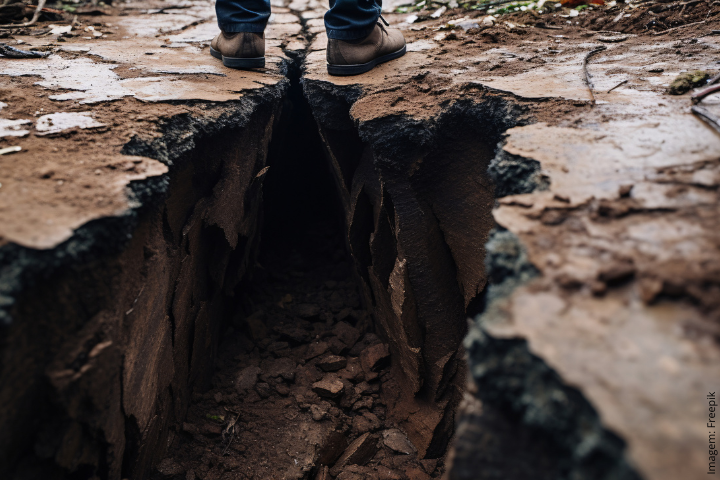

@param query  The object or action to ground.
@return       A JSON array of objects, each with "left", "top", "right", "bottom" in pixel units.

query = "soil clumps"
[{"left": 150, "top": 223, "right": 444, "bottom": 480}]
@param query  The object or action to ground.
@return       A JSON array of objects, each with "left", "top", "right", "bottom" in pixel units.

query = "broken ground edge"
[
  {"left": 303, "top": 79, "right": 540, "bottom": 460},
  {"left": 0, "top": 81, "right": 288, "bottom": 326},
  {"left": 0, "top": 80, "right": 288, "bottom": 479},
  {"left": 458, "top": 186, "right": 642, "bottom": 478}
]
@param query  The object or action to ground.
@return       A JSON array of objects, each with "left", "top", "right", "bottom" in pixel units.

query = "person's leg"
[
  {"left": 211, "top": 0, "right": 270, "bottom": 69},
  {"left": 216, "top": 0, "right": 271, "bottom": 33},
  {"left": 324, "top": 0, "right": 381, "bottom": 40}
]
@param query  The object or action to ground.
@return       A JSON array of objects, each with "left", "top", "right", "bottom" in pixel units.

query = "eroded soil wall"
[
  {"left": 303, "top": 83, "right": 524, "bottom": 458},
  {"left": 0, "top": 99, "right": 281, "bottom": 480}
]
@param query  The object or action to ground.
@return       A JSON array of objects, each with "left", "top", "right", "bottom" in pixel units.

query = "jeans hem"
[
  {"left": 218, "top": 22, "right": 267, "bottom": 33},
  {"left": 326, "top": 21, "right": 378, "bottom": 40}
]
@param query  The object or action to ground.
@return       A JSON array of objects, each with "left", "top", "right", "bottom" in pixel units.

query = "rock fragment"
[
  {"left": 352, "top": 411, "right": 381, "bottom": 434},
  {"left": 361, "top": 343, "right": 390, "bottom": 374},
  {"left": 255, "top": 382, "right": 272, "bottom": 398},
  {"left": 296, "top": 303, "right": 321, "bottom": 318},
  {"left": 262, "top": 357, "right": 296, "bottom": 381},
  {"left": 329, "top": 432, "right": 379, "bottom": 476},
  {"left": 305, "top": 340, "right": 328, "bottom": 360},
  {"left": 312, "top": 375, "right": 345, "bottom": 398},
  {"left": 333, "top": 322, "right": 360, "bottom": 349},
  {"left": 382, "top": 429, "right": 417, "bottom": 455},
  {"left": 236, "top": 366, "right": 261, "bottom": 393},
  {"left": 317, "top": 354, "right": 348, "bottom": 372},
  {"left": 311, "top": 403, "right": 329, "bottom": 421},
  {"left": 338, "top": 357, "right": 364, "bottom": 382},
  {"left": 157, "top": 458, "right": 184, "bottom": 476},
  {"left": 404, "top": 466, "right": 431, "bottom": 480}
]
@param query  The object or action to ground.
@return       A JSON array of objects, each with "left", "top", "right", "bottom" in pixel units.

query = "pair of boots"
[{"left": 210, "top": 18, "right": 406, "bottom": 76}]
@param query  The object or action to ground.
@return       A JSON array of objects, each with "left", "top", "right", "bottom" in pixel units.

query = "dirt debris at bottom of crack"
[{"left": 151, "top": 224, "right": 443, "bottom": 480}]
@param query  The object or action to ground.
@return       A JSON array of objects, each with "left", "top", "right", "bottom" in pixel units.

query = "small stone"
[
  {"left": 352, "top": 415, "right": 372, "bottom": 435},
  {"left": 186, "top": 469, "right": 196, "bottom": 480},
  {"left": 362, "top": 412, "right": 381, "bottom": 430},
  {"left": 329, "top": 432, "right": 378, "bottom": 476},
  {"left": 312, "top": 376, "right": 345, "bottom": 398},
  {"left": 255, "top": 382, "right": 272, "bottom": 399},
  {"left": 348, "top": 333, "right": 381, "bottom": 356},
  {"left": 182, "top": 422, "right": 198, "bottom": 434},
  {"left": 404, "top": 466, "right": 431, "bottom": 480},
  {"left": 157, "top": 458, "right": 184, "bottom": 476},
  {"left": 382, "top": 429, "right": 417, "bottom": 455},
  {"left": 336, "top": 307, "right": 352, "bottom": 321},
  {"left": 338, "top": 357, "right": 364, "bottom": 382},
  {"left": 361, "top": 343, "right": 390, "bottom": 374},
  {"left": 377, "top": 466, "right": 402, "bottom": 480},
  {"left": 236, "top": 366, "right": 261, "bottom": 393},
  {"left": 274, "top": 323, "right": 310, "bottom": 343},
  {"left": 262, "top": 357, "right": 296, "bottom": 382},
  {"left": 296, "top": 364, "right": 324, "bottom": 385},
  {"left": 311, "top": 403, "right": 328, "bottom": 421},
  {"left": 267, "top": 341, "right": 290, "bottom": 353},
  {"left": 213, "top": 392, "right": 223, "bottom": 403},
  {"left": 275, "top": 383, "right": 290, "bottom": 396},
  {"left": 333, "top": 322, "right": 360, "bottom": 349},
  {"left": 317, "top": 355, "right": 348, "bottom": 372},
  {"left": 296, "top": 303, "right": 321, "bottom": 318},
  {"left": 328, "top": 336, "right": 349, "bottom": 355},
  {"left": 420, "top": 458, "right": 438, "bottom": 474},
  {"left": 352, "top": 396, "right": 373, "bottom": 411},
  {"left": 305, "top": 341, "right": 329, "bottom": 360}
]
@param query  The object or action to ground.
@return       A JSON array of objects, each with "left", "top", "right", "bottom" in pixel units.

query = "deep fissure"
[{"left": 144, "top": 62, "right": 469, "bottom": 479}]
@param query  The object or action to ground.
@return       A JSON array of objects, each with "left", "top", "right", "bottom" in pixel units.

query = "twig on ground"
[
  {"left": 0, "top": 0, "right": 46, "bottom": 28},
  {"left": 692, "top": 84, "right": 720, "bottom": 104},
  {"left": 583, "top": 45, "right": 607, "bottom": 104},
  {"left": 0, "top": 42, "right": 49, "bottom": 57},
  {"left": 653, "top": 20, "right": 706, "bottom": 35},
  {"left": 474, "top": 0, "right": 518, "bottom": 9},
  {"left": 221, "top": 414, "right": 239, "bottom": 456},
  {"left": 692, "top": 105, "right": 720, "bottom": 135},
  {"left": 607, "top": 79, "right": 628, "bottom": 93},
  {"left": 535, "top": 23, "right": 563, "bottom": 30},
  {"left": 691, "top": 73, "right": 720, "bottom": 103}
]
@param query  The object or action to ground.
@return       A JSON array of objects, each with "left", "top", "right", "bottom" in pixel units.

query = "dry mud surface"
[{"left": 1, "top": 0, "right": 720, "bottom": 479}]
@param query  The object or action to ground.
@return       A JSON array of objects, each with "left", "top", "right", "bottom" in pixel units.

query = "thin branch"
[
  {"left": 0, "top": 0, "right": 47, "bottom": 29},
  {"left": 691, "top": 72, "right": 720, "bottom": 104},
  {"left": 653, "top": 20, "right": 706, "bottom": 35},
  {"left": 583, "top": 45, "right": 607, "bottom": 105},
  {"left": 607, "top": 79, "right": 628, "bottom": 93}
]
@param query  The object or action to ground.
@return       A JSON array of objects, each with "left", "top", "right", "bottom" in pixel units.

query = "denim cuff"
[
  {"left": 218, "top": 21, "right": 267, "bottom": 33},
  {"left": 325, "top": 21, "right": 377, "bottom": 40}
]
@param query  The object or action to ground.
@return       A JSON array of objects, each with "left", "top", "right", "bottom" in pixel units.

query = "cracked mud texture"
[{"left": 1, "top": 0, "right": 720, "bottom": 479}]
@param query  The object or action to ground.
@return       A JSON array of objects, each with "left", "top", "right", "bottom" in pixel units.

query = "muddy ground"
[{"left": 1, "top": 0, "right": 720, "bottom": 479}]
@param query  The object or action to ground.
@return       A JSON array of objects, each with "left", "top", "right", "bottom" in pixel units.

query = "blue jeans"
[{"left": 216, "top": 0, "right": 381, "bottom": 40}]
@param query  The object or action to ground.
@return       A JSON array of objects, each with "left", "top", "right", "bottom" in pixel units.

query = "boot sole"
[
  {"left": 327, "top": 45, "right": 407, "bottom": 76},
  {"left": 210, "top": 47, "right": 265, "bottom": 69}
]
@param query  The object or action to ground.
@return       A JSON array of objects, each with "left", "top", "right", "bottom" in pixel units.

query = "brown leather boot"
[
  {"left": 326, "top": 18, "right": 406, "bottom": 76},
  {"left": 210, "top": 31, "right": 265, "bottom": 69}
]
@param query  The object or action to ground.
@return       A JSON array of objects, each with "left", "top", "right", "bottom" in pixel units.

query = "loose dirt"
[{"left": 150, "top": 222, "right": 444, "bottom": 480}]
